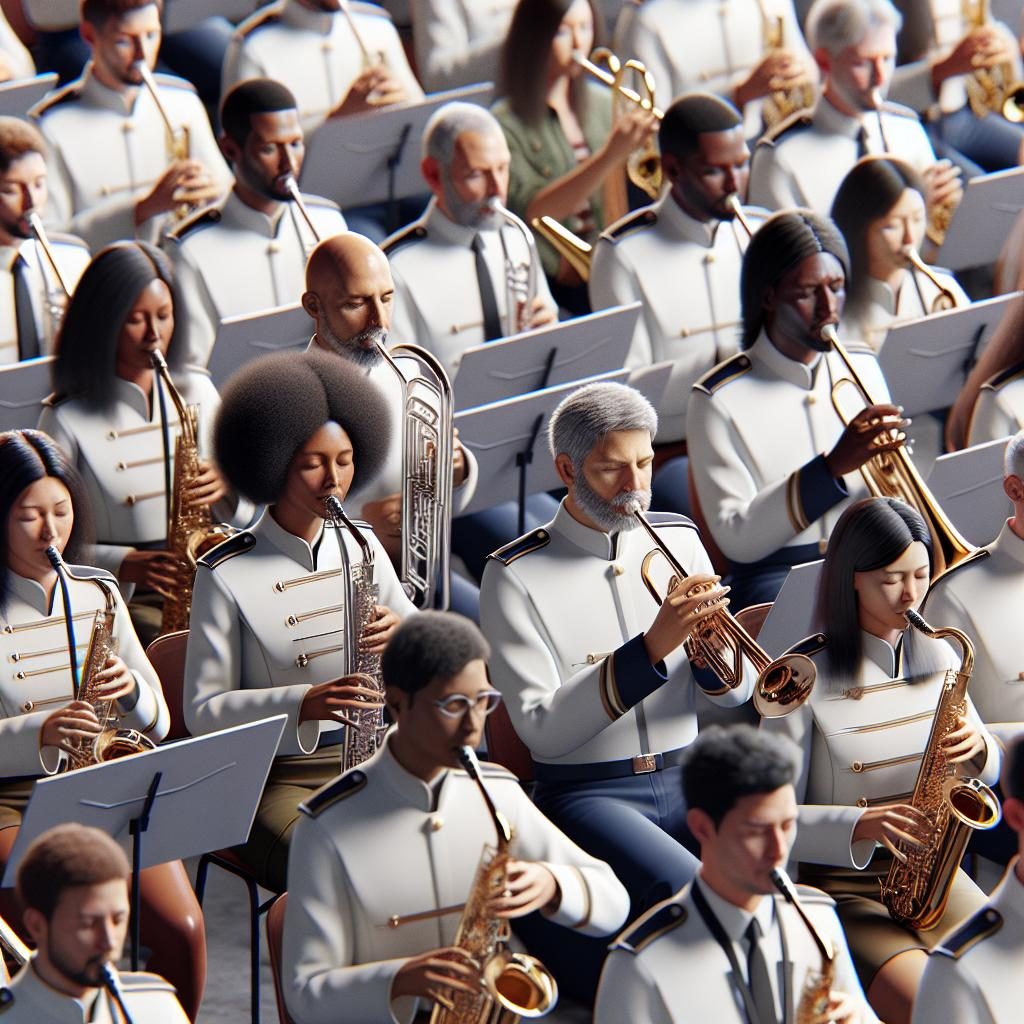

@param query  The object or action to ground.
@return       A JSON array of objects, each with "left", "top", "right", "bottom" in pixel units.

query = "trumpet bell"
[{"left": 753, "top": 652, "right": 817, "bottom": 718}]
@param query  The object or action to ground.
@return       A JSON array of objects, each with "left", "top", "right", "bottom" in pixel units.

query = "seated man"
[
  {"left": 281, "top": 610, "right": 629, "bottom": 1023},
  {"left": 595, "top": 725, "right": 877, "bottom": 1024},
  {"left": 3, "top": 823, "right": 188, "bottom": 1022},
  {"left": 167, "top": 78, "right": 347, "bottom": 366}
]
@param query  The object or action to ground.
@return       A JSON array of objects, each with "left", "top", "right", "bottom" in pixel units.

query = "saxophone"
[
  {"left": 323, "top": 495, "right": 387, "bottom": 771},
  {"left": 430, "top": 747, "right": 557, "bottom": 1024},
  {"left": 759, "top": 10, "right": 816, "bottom": 129},
  {"left": 879, "top": 610, "right": 1002, "bottom": 930}
]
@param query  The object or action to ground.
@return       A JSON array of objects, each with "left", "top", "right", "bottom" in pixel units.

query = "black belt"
[{"left": 533, "top": 746, "right": 687, "bottom": 783}]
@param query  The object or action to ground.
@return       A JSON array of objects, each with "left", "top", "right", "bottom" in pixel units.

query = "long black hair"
[
  {"left": 0, "top": 430, "right": 94, "bottom": 612},
  {"left": 815, "top": 497, "right": 932, "bottom": 683},
  {"left": 52, "top": 242, "right": 188, "bottom": 409}
]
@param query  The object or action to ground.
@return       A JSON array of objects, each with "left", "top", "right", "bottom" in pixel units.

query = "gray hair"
[
  {"left": 806, "top": 0, "right": 902, "bottom": 54},
  {"left": 1005, "top": 430, "right": 1024, "bottom": 479},
  {"left": 548, "top": 382, "right": 658, "bottom": 467},
  {"left": 422, "top": 102, "right": 504, "bottom": 167}
]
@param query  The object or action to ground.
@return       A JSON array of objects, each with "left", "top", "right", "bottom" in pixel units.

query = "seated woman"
[
  {"left": 761, "top": 496, "right": 1000, "bottom": 1024},
  {"left": 831, "top": 156, "right": 968, "bottom": 353},
  {"left": 183, "top": 349, "right": 417, "bottom": 893},
  {"left": 0, "top": 429, "right": 205, "bottom": 1020},
  {"left": 37, "top": 241, "right": 242, "bottom": 647},
  {"left": 492, "top": 0, "right": 655, "bottom": 312}
]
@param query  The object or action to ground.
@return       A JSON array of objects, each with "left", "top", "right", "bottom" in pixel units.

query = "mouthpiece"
[
  {"left": 819, "top": 323, "right": 838, "bottom": 346},
  {"left": 456, "top": 745, "right": 476, "bottom": 774},
  {"left": 282, "top": 174, "right": 302, "bottom": 202},
  {"left": 45, "top": 546, "right": 63, "bottom": 571},
  {"left": 905, "top": 608, "right": 927, "bottom": 631},
  {"left": 150, "top": 349, "right": 169, "bottom": 371},
  {"left": 724, "top": 194, "right": 742, "bottom": 215},
  {"left": 624, "top": 498, "right": 644, "bottom": 516},
  {"left": 323, "top": 494, "right": 344, "bottom": 519},
  {"left": 770, "top": 867, "right": 797, "bottom": 902}
]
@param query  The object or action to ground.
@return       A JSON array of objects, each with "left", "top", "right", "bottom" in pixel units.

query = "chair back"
[{"left": 145, "top": 630, "right": 190, "bottom": 740}]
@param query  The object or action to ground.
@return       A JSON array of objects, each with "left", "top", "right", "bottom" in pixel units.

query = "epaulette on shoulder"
[
  {"left": 30, "top": 79, "right": 83, "bottom": 118},
  {"left": 983, "top": 359, "right": 1024, "bottom": 391},
  {"left": 786, "top": 633, "right": 828, "bottom": 658},
  {"left": 300, "top": 768, "right": 368, "bottom": 818},
  {"left": 645, "top": 512, "right": 697, "bottom": 531},
  {"left": 758, "top": 109, "right": 813, "bottom": 147},
  {"left": 117, "top": 971, "right": 177, "bottom": 993},
  {"left": 611, "top": 899, "right": 687, "bottom": 954},
  {"left": 935, "top": 906, "right": 1002, "bottom": 959},
  {"left": 167, "top": 204, "right": 223, "bottom": 241},
  {"left": 488, "top": 527, "right": 551, "bottom": 567},
  {"left": 0, "top": 987, "right": 11, "bottom": 1012},
  {"left": 694, "top": 353, "right": 752, "bottom": 395},
  {"left": 381, "top": 223, "right": 427, "bottom": 256},
  {"left": 152, "top": 72, "right": 196, "bottom": 94},
  {"left": 600, "top": 207, "right": 657, "bottom": 244},
  {"left": 197, "top": 531, "right": 255, "bottom": 570},
  {"left": 477, "top": 760, "right": 518, "bottom": 782},
  {"left": 879, "top": 100, "right": 918, "bottom": 120},
  {"left": 234, "top": 0, "right": 285, "bottom": 38},
  {"left": 792, "top": 883, "right": 835, "bottom": 906}
]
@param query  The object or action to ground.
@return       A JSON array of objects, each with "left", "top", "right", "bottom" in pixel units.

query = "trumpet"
[
  {"left": 822, "top": 324, "right": 975, "bottom": 577},
  {"left": 627, "top": 500, "right": 817, "bottom": 712},
  {"left": 486, "top": 198, "right": 540, "bottom": 336},
  {"left": 26, "top": 210, "right": 71, "bottom": 344},
  {"left": 906, "top": 247, "right": 960, "bottom": 312}
]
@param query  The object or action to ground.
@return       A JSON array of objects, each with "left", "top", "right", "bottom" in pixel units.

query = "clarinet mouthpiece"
[{"left": 45, "top": 546, "right": 63, "bottom": 570}]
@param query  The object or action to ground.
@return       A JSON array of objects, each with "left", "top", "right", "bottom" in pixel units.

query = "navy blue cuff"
[
  {"left": 788, "top": 453, "right": 848, "bottom": 532},
  {"left": 599, "top": 634, "right": 667, "bottom": 720}
]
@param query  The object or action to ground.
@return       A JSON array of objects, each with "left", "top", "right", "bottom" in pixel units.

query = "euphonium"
[
  {"left": 486, "top": 198, "right": 540, "bottom": 336},
  {"left": 529, "top": 216, "right": 592, "bottom": 282},
  {"left": 429, "top": 746, "right": 557, "bottom": 1024},
  {"left": 625, "top": 500, "right": 817, "bottom": 710},
  {"left": 821, "top": 324, "right": 975, "bottom": 577},
  {"left": 906, "top": 247, "right": 960, "bottom": 312},
  {"left": 151, "top": 350, "right": 233, "bottom": 635},
  {"left": 880, "top": 610, "right": 1001, "bottom": 930},
  {"left": 25, "top": 210, "right": 71, "bottom": 344},
  {"left": 45, "top": 547, "right": 156, "bottom": 771},
  {"left": 323, "top": 495, "right": 387, "bottom": 771}
]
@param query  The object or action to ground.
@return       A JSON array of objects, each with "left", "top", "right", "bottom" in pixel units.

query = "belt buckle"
[{"left": 632, "top": 753, "right": 657, "bottom": 774}]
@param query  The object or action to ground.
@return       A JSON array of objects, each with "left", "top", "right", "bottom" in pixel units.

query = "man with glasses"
[{"left": 280, "top": 610, "right": 629, "bottom": 1023}]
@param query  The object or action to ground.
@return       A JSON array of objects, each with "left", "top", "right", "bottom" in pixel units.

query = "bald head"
[{"left": 302, "top": 232, "right": 395, "bottom": 366}]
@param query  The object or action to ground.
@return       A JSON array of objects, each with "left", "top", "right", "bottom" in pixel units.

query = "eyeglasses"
[{"left": 432, "top": 690, "right": 503, "bottom": 719}]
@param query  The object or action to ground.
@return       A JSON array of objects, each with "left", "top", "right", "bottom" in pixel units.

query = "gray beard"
[
  {"left": 318, "top": 323, "right": 386, "bottom": 368},
  {"left": 441, "top": 179, "right": 501, "bottom": 230},
  {"left": 573, "top": 472, "right": 651, "bottom": 534}
]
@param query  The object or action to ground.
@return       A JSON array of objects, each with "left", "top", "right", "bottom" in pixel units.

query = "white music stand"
[
  {"left": 0, "top": 74, "right": 58, "bottom": 118},
  {"left": 457, "top": 369, "right": 628, "bottom": 528},
  {"left": 300, "top": 84, "right": 493, "bottom": 210},
  {"left": 927, "top": 437, "right": 1013, "bottom": 547},
  {"left": 2, "top": 716, "right": 286, "bottom": 969},
  {"left": 0, "top": 356, "right": 54, "bottom": 432},
  {"left": 757, "top": 560, "right": 823, "bottom": 659},
  {"left": 937, "top": 167, "right": 1024, "bottom": 271},
  {"left": 206, "top": 303, "right": 312, "bottom": 387},
  {"left": 878, "top": 292, "right": 1022, "bottom": 416},
  {"left": 453, "top": 303, "right": 640, "bottom": 411}
]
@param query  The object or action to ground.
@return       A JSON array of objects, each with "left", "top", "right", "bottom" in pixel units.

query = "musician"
[
  {"left": 761, "top": 497, "right": 999, "bottom": 1024},
  {"left": 0, "top": 430, "right": 205, "bottom": 1020},
  {"left": 167, "top": 78, "right": 347, "bottom": 367},
  {"left": 184, "top": 348, "right": 416, "bottom": 892},
  {"left": 747, "top": 0, "right": 961, "bottom": 228},
  {"left": 0, "top": 117, "right": 90, "bottom": 366},
  {"left": 687, "top": 209, "right": 905, "bottom": 608},
  {"left": 383, "top": 101, "right": 556, "bottom": 379},
  {"left": 912, "top": 730, "right": 1024, "bottom": 1024},
  {"left": 29, "top": 0, "right": 230, "bottom": 250},
  {"left": 222, "top": 0, "right": 424, "bottom": 136},
  {"left": 281, "top": 609, "right": 629, "bottom": 1023},
  {"left": 831, "top": 156, "right": 967, "bottom": 351},
  {"left": 595, "top": 725, "right": 877, "bottom": 1024},
  {"left": 2, "top": 824, "right": 189, "bottom": 1022},
  {"left": 36, "top": 242, "right": 237, "bottom": 647}
]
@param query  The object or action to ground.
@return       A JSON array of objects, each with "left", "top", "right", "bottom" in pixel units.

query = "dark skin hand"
[{"left": 824, "top": 403, "right": 911, "bottom": 479}]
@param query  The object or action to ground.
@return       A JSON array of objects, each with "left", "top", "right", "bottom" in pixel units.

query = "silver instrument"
[
  {"left": 26, "top": 210, "right": 71, "bottom": 344},
  {"left": 486, "top": 198, "right": 540, "bottom": 336}
]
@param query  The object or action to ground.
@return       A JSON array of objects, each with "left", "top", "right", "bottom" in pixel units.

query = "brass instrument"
[
  {"left": 339, "top": 0, "right": 386, "bottom": 72},
  {"left": 724, "top": 193, "right": 756, "bottom": 239},
  {"left": 486, "top": 198, "right": 540, "bottom": 336},
  {"left": 151, "top": 350, "right": 233, "bottom": 635},
  {"left": 282, "top": 174, "right": 321, "bottom": 259},
  {"left": 529, "top": 215, "right": 592, "bottom": 281},
  {"left": 45, "top": 547, "right": 156, "bottom": 770},
  {"left": 822, "top": 324, "right": 975, "bottom": 577},
  {"left": 880, "top": 609, "right": 1001, "bottom": 930},
  {"left": 770, "top": 868, "right": 835, "bottom": 1024},
  {"left": 759, "top": 10, "right": 816, "bottom": 128},
  {"left": 25, "top": 210, "right": 71, "bottom": 344},
  {"left": 323, "top": 495, "right": 386, "bottom": 770},
  {"left": 573, "top": 48, "right": 663, "bottom": 199},
  {"left": 961, "top": 0, "right": 1024, "bottom": 120},
  {"left": 626, "top": 500, "right": 817, "bottom": 710},
  {"left": 430, "top": 746, "right": 557, "bottom": 1024},
  {"left": 906, "top": 248, "right": 960, "bottom": 312}
]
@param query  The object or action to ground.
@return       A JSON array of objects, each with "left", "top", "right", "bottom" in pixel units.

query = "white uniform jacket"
[
  {"left": 411, "top": 0, "right": 515, "bottom": 93},
  {"left": 967, "top": 361, "right": 1024, "bottom": 447},
  {"left": 1, "top": 961, "right": 188, "bottom": 1023},
  {"left": 589, "top": 196, "right": 766, "bottom": 442},
  {"left": 595, "top": 876, "right": 877, "bottom": 1024},
  {"left": 614, "top": 0, "right": 815, "bottom": 138},
  {"left": 31, "top": 65, "right": 231, "bottom": 250},
  {"left": 223, "top": 0, "right": 423, "bottom": 135},
  {"left": 479, "top": 501, "right": 755, "bottom": 767},
  {"left": 383, "top": 199, "right": 556, "bottom": 381},
  {"left": 166, "top": 190, "right": 347, "bottom": 366},
  {"left": 912, "top": 861, "right": 1024, "bottom": 1024},
  {"left": 686, "top": 331, "right": 890, "bottom": 565},
  {"left": 0, "top": 9, "right": 34, "bottom": 81},
  {"left": 281, "top": 738, "right": 630, "bottom": 1024},
  {"left": 37, "top": 367, "right": 229, "bottom": 578},
  {"left": 0, "top": 234, "right": 90, "bottom": 365},
  {"left": 923, "top": 523, "right": 1024, "bottom": 731},
  {"left": 761, "top": 629, "right": 1000, "bottom": 869},
  {"left": 184, "top": 509, "right": 416, "bottom": 759},
  {"left": 747, "top": 97, "right": 938, "bottom": 215},
  {"left": 0, "top": 566, "right": 168, "bottom": 778}
]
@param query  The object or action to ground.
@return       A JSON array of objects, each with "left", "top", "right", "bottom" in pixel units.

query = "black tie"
[
  {"left": 745, "top": 918, "right": 777, "bottom": 1024},
  {"left": 471, "top": 233, "right": 503, "bottom": 341},
  {"left": 856, "top": 124, "right": 870, "bottom": 159},
  {"left": 13, "top": 255, "right": 39, "bottom": 360}
]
